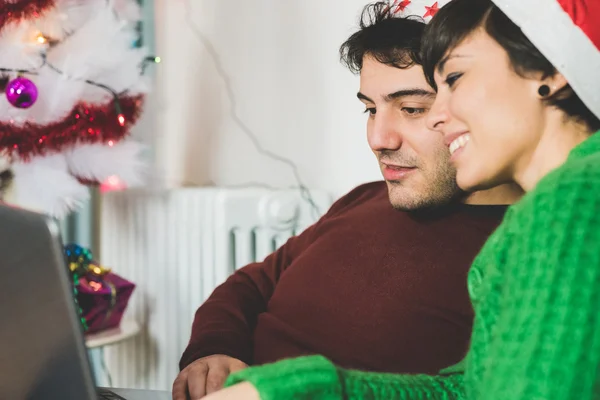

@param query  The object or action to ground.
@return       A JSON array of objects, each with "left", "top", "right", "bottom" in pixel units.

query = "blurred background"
[
  {"left": 0, "top": 0, "right": 382, "bottom": 391},
  {"left": 56, "top": 0, "right": 380, "bottom": 392},
  {"left": 143, "top": 0, "right": 379, "bottom": 194}
]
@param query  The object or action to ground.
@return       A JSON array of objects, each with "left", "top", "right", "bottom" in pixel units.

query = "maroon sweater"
[{"left": 180, "top": 182, "right": 506, "bottom": 374}]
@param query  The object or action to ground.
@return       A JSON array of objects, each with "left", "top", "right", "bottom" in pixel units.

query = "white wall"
[{"left": 144, "top": 0, "right": 381, "bottom": 198}]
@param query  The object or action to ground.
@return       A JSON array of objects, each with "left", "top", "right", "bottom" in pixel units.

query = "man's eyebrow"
[
  {"left": 384, "top": 88, "right": 435, "bottom": 102},
  {"left": 357, "top": 89, "right": 434, "bottom": 103}
]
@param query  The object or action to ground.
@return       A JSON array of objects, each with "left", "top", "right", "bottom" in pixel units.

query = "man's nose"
[{"left": 368, "top": 110, "right": 403, "bottom": 152}]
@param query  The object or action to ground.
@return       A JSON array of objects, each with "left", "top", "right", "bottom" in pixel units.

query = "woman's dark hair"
[
  {"left": 340, "top": 2, "right": 426, "bottom": 74},
  {"left": 421, "top": 0, "right": 600, "bottom": 132}
]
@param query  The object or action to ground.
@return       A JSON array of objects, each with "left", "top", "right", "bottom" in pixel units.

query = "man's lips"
[{"left": 382, "top": 163, "right": 416, "bottom": 181}]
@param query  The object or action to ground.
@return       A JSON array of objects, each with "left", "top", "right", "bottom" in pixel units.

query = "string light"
[
  {"left": 0, "top": 0, "right": 162, "bottom": 107},
  {"left": 1, "top": 95, "right": 143, "bottom": 159},
  {"left": 141, "top": 55, "right": 161, "bottom": 74},
  {"left": 183, "top": 0, "right": 321, "bottom": 219},
  {"left": 36, "top": 33, "right": 47, "bottom": 44},
  {"left": 100, "top": 175, "right": 127, "bottom": 193},
  {"left": 0, "top": 3, "right": 162, "bottom": 160},
  {"left": 0, "top": 52, "right": 160, "bottom": 126}
]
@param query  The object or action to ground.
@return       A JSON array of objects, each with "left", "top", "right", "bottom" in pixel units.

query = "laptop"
[{"left": 0, "top": 205, "right": 170, "bottom": 400}]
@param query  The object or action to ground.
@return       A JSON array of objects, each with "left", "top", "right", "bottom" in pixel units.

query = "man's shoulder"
[{"left": 329, "top": 181, "right": 387, "bottom": 212}]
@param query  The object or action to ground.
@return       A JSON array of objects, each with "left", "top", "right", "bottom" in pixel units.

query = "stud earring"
[{"left": 538, "top": 84, "right": 551, "bottom": 97}]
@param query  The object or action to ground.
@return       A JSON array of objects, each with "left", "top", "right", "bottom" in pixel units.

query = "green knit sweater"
[{"left": 225, "top": 132, "right": 600, "bottom": 400}]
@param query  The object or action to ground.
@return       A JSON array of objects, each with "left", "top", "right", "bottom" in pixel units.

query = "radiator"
[{"left": 99, "top": 187, "right": 332, "bottom": 390}]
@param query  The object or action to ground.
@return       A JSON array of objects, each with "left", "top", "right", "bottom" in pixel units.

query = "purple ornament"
[{"left": 6, "top": 77, "right": 38, "bottom": 109}]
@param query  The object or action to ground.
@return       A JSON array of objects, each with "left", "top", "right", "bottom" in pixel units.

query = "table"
[
  {"left": 85, "top": 320, "right": 141, "bottom": 386},
  {"left": 110, "top": 388, "right": 171, "bottom": 400},
  {"left": 85, "top": 319, "right": 141, "bottom": 348}
]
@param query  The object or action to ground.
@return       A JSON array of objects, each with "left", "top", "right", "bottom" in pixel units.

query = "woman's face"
[{"left": 426, "top": 29, "right": 546, "bottom": 192}]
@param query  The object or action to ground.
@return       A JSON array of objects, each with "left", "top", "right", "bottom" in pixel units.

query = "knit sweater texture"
[{"left": 226, "top": 131, "right": 600, "bottom": 399}]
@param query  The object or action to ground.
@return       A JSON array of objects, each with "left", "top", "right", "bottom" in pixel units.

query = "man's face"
[{"left": 359, "top": 56, "right": 461, "bottom": 210}]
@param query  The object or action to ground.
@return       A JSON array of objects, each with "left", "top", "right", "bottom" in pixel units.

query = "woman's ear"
[
  {"left": 547, "top": 72, "right": 569, "bottom": 95},
  {"left": 536, "top": 72, "right": 569, "bottom": 99}
]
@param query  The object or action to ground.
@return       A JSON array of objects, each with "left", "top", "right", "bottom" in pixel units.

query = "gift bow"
[
  {"left": 69, "top": 261, "right": 112, "bottom": 277},
  {"left": 64, "top": 243, "right": 112, "bottom": 277}
]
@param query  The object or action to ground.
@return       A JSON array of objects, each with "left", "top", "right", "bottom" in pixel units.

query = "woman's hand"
[{"left": 202, "top": 382, "right": 260, "bottom": 400}]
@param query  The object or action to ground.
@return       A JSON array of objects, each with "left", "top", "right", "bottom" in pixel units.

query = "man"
[{"left": 173, "top": 3, "right": 522, "bottom": 399}]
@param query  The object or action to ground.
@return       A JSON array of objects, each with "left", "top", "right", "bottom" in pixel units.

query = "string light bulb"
[
  {"left": 140, "top": 56, "right": 162, "bottom": 73},
  {"left": 100, "top": 175, "right": 127, "bottom": 193},
  {"left": 36, "top": 33, "right": 47, "bottom": 44}
]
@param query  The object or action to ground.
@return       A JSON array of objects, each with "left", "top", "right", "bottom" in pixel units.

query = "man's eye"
[
  {"left": 402, "top": 107, "right": 425, "bottom": 116},
  {"left": 363, "top": 107, "right": 376, "bottom": 116}
]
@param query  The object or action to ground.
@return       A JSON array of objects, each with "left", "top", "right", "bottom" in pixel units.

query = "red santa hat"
[{"left": 492, "top": 0, "right": 600, "bottom": 119}]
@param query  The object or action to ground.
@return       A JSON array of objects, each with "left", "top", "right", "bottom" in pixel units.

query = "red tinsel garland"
[
  {"left": 0, "top": 95, "right": 144, "bottom": 160},
  {"left": 0, "top": 0, "right": 56, "bottom": 31}
]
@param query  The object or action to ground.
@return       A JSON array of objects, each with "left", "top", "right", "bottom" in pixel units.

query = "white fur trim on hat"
[{"left": 493, "top": 0, "right": 600, "bottom": 119}]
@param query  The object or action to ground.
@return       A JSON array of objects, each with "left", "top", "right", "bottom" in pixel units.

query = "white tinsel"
[
  {"left": 0, "top": 0, "right": 150, "bottom": 126},
  {"left": 0, "top": 0, "right": 151, "bottom": 218},
  {"left": 8, "top": 154, "right": 90, "bottom": 218},
  {"left": 65, "top": 140, "right": 147, "bottom": 186}
]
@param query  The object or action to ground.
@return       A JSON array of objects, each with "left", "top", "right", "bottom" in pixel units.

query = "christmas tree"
[{"left": 0, "top": 0, "right": 158, "bottom": 217}]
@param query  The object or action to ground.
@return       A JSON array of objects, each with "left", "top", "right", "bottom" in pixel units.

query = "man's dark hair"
[
  {"left": 340, "top": 2, "right": 426, "bottom": 74},
  {"left": 421, "top": 0, "right": 600, "bottom": 132}
]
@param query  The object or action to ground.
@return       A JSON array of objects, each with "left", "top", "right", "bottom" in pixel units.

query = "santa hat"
[
  {"left": 388, "top": 1, "right": 452, "bottom": 22},
  {"left": 492, "top": 0, "right": 600, "bottom": 119}
]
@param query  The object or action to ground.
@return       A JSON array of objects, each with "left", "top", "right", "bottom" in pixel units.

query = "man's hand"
[{"left": 172, "top": 355, "right": 248, "bottom": 400}]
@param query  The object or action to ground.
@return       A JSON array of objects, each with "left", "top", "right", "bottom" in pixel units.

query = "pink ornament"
[{"left": 6, "top": 77, "right": 38, "bottom": 109}]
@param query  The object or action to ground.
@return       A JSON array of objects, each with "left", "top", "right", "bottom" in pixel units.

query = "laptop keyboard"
[{"left": 97, "top": 389, "right": 127, "bottom": 400}]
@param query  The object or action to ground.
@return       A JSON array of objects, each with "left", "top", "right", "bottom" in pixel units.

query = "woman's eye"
[
  {"left": 445, "top": 72, "right": 463, "bottom": 88},
  {"left": 363, "top": 107, "right": 376, "bottom": 116},
  {"left": 402, "top": 107, "right": 425, "bottom": 116}
]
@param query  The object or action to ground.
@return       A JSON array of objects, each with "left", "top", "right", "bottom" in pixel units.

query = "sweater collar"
[{"left": 568, "top": 131, "right": 600, "bottom": 160}]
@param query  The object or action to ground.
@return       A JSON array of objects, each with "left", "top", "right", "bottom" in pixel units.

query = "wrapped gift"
[{"left": 64, "top": 244, "right": 136, "bottom": 334}]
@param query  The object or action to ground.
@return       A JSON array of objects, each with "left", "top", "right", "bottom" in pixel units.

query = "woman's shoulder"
[
  {"left": 539, "top": 148, "right": 600, "bottom": 192},
  {"left": 514, "top": 148, "right": 600, "bottom": 218}
]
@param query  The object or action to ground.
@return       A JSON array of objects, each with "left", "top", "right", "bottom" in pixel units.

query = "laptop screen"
[{"left": 0, "top": 205, "right": 96, "bottom": 400}]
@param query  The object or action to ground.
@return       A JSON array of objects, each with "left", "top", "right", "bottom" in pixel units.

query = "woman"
[{"left": 204, "top": 0, "right": 600, "bottom": 398}]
